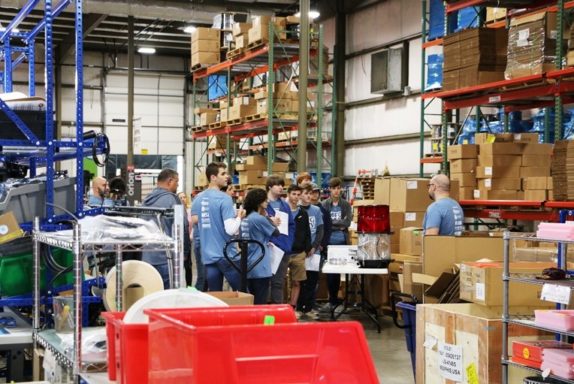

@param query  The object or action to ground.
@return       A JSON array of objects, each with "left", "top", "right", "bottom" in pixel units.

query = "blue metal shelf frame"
[{"left": 0, "top": 0, "right": 104, "bottom": 228}]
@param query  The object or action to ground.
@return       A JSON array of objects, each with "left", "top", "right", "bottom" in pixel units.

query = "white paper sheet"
[
  {"left": 305, "top": 253, "right": 321, "bottom": 271},
  {"left": 275, "top": 210, "right": 289, "bottom": 235},
  {"left": 269, "top": 243, "right": 285, "bottom": 275}
]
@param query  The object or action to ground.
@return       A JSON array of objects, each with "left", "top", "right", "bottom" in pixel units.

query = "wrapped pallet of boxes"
[
  {"left": 442, "top": 28, "right": 507, "bottom": 91},
  {"left": 505, "top": 11, "right": 566, "bottom": 79},
  {"left": 191, "top": 28, "right": 220, "bottom": 68},
  {"left": 416, "top": 304, "right": 548, "bottom": 384}
]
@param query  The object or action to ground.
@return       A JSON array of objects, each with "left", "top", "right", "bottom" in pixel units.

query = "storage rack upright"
[
  {"left": 419, "top": 0, "right": 573, "bottom": 178},
  {"left": 189, "top": 23, "right": 334, "bottom": 188}
]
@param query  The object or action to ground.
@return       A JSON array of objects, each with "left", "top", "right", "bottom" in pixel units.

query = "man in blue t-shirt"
[
  {"left": 423, "top": 174, "right": 464, "bottom": 236},
  {"left": 191, "top": 162, "right": 245, "bottom": 291}
]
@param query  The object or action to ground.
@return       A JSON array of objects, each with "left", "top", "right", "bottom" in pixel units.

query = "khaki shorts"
[{"left": 288, "top": 252, "right": 307, "bottom": 282}]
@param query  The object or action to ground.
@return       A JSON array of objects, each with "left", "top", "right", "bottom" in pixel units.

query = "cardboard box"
[
  {"left": 447, "top": 144, "right": 477, "bottom": 160},
  {"left": 374, "top": 178, "right": 391, "bottom": 205},
  {"left": 459, "top": 262, "right": 557, "bottom": 306},
  {"left": 238, "top": 170, "right": 264, "bottom": 185},
  {"left": 248, "top": 24, "right": 269, "bottom": 44},
  {"left": 450, "top": 173, "right": 476, "bottom": 187},
  {"left": 235, "top": 34, "right": 248, "bottom": 49},
  {"left": 520, "top": 167, "right": 551, "bottom": 178},
  {"left": 243, "top": 155, "right": 266, "bottom": 170},
  {"left": 475, "top": 165, "right": 520, "bottom": 179},
  {"left": 399, "top": 227, "right": 423, "bottom": 256},
  {"left": 475, "top": 132, "right": 515, "bottom": 145},
  {"left": 458, "top": 187, "right": 475, "bottom": 200},
  {"left": 272, "top": 162, "right": 289, "bottom": 172},
  {"left": 523, "top": 176, "right": 548, "bottom": 190},
  {"left": 403, "top": 212, "right": 425, "bottom": 227},
  {"left": 191, "top": 39, "right": 220, "bottom": 54},
  {"left": 191, "top": 27, "right": 220, "bottom": 42},
  {"left": 477, "top": 178, "right": 521, "bottom": 190},
  {"left": 402, "top": 261, "right": 424, "bottom": 298},
  {"left": 229, "top": 103, "right": 257, "bottom": 120},
  {"left": 524, "top": 190, "right": 548, "bottom": 201},
  {"left": 232, "top": 22, "right": 252, "bottom": 37},
  {"left": 473, "top": 189, "right": 523, "bottom": 200},
  {"left": 0, "top": 212, "right": 24, "bottom": 244},
  {"left": 450, "top": 159, "right": 477, "bottom": 174},
  {"left": 416, "top": 304, "right": 548, "bottom": 384},
  {"left": 390, "top": 211, "right": 404, "bottom": 248},
  {"left": 486, "top": 7, "right": 507, "bottom": 22},
  {"left": 199, "top": 111, "right": 218, "bottom": 126},
  {"left": 521, "top": 143, "right": 554, "bottom": 155},
  {"left": 513, "top": 247, "right": 558, "bottom": 262},
  {"left": 192, "top": 52, "right": 219, "bottom": 67},
  {"left": 513, "top": 133, "right": 540, "bottom": 143},
  {"left": 207, "top": 291, "right": 254, "bottom": 305},
  {"left": 389, "top": 178, "right": 431, "bottom": 212},
  {"left": 423, "top": 234, "right": 503, "bottom": 277},
  {"left": 478, "top": 155, "right": 522, "bottom": 168},
  {"left": 479, "top": 142, "right": 522, "bottom": 156},
  {"left": 522, "top": 155, "right": 552, "bottom": 167}
]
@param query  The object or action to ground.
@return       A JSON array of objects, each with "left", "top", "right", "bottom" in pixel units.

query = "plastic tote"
[
  {"left": 145, "top": 305, "right": 380, "bottom": 384},
  {"left": 391, "top": 292, "right": 418, "bottom": 377}
]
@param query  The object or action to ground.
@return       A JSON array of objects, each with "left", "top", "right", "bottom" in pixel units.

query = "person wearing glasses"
[{"left": 423, "top": 174, "right": 464, "bottom": 236}]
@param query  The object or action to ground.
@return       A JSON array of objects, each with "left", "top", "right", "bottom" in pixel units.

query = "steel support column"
[
  {"left": 334, "top": 0, "right": 346, "bottom": 177},
  {"left": 127, "top": 16, "right": 135, "bottom": 203},
  {"left": 297, "top": 0, "right": 310, "bottom": 173}
]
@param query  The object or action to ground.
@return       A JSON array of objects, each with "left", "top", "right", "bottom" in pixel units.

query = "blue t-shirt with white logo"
[
  {"left": 423, "top": 197, "right": 464, "bottom": 236},
  {"left": 191, "top": 188, "right": 236, "bottom": 264},
  {"left": 304, "top": 204, "right": 323, "bottom": 255},
  {"left": 329, "top": 204, "right": 346, "bottom": 244},
  {"left": 239, "top": 212, "right": 277, "bottom": 279}
]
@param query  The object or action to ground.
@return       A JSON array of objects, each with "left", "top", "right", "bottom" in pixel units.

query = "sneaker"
[{"left": 319, "top": 303, "right": 336, "bottom": 313}]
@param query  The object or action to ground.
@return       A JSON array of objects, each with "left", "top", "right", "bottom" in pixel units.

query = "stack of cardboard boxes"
[
  {"left": 228, "top": 95, "right": 257, "bottom": 121},
  {"left": 505, "top": 11, "right": 564, "bottom": 79},
  {"left": 247, "top": 16, "right": 287, "bottom": 46},
  {"left": 191, "top": 28, "right": 220, "bottom": 68},
  {"left": 195, "top": 107, "right": 219, "bottom": 127},
  {"left": 448, "top": 144, "right": 478, "bottom": 200},
  {"left": 442, "top": 27, "right": 508, "bottom": 91},
  {"left": 235, "top": 156, "right": 291, "bottom": 187},
  {"left": 523, "top": 176, "right": 554, "bottom": 201},
  {"left": 552, "top": 140, "right": 574, "bottom": 201},
  {"left": 232, "top": 22, "right": 251, "bottom": 52},
  {"left": 253, "top": 82, "right": 299, "bottom": 116}
]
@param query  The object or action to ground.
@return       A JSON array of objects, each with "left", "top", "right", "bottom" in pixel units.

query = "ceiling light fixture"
[
  {"left": 137, "top": 47, "right": 156, "bottom": 54},
  {"left": 184, "top": 25, "right": 197, "bottom": 34},
  {"left": 294, "top": 10, "right": 320, "bottom": 19}
]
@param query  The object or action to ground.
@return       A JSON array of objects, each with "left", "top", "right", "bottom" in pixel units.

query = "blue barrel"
[{"left": 396, "top": 301, "right": 417, "bottom": 376}]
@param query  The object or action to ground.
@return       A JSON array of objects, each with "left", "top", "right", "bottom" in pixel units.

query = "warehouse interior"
[{"left": 0, "top": 0, "right": 573, "bottom": 383}]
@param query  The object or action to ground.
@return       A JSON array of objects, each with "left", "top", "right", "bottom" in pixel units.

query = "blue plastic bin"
[{"left": 396, "top": 301, "right": 417, "bottom": 376}]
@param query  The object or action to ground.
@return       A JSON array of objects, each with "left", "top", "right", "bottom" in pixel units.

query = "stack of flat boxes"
[
  {"left": 442, "top": 28, "right": 507, "bottom": 91},
  {"left": 448, "top": 144, "right": 478, "bottom": 200},
  {"left": 552, "top": 140, "right": 574, "bottom": 201},
  {"left": 232, "top": 23, "right": 251, "bottom": 51},
  {"left": 505, "top": 11, "right": 563, "bottom": 79},
  {"left": 191, "top": 28, "right": 220, "bottom": 68}
]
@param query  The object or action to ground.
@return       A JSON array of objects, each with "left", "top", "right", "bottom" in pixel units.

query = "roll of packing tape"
[
  {"left": 104, "top": 260, "right": 164, "bottom": 312},
  {"left": 123, "top": 288, "right": 228, "bottom": 324}
]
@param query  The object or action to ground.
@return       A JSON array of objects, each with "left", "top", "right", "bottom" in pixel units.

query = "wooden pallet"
[
  {"left": 227, "top": 118, "right": 244, "bottom": 126},
  {"left": 191, "top": 125, "right": 205, "bottom": 132},
  {"left": 246, "top": 39, "right": 267, "bottom": 50},
  {"left": 208, "top": 121, "right": 224, "bottom": 130},
  {"left": 191, "top": 63, "right": 209, "bottom": 72},
  {"left": 226, "top": 48, "right": 244, "bottom": 60},
  {"left": 245, "top": 113, "right": 266, "bottom": 122}
]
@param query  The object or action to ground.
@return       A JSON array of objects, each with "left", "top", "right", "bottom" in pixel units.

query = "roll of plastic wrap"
[
  {"left": 103, "top": 260, "right": 164, "bottom": 312},
  {"left": 123, "top": 288, "right": 228, "bottom": 324}
]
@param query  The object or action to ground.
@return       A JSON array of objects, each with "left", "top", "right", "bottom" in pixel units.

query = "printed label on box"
[
  {"left": 473, "top": 190, "right": 481, "bottom": 199},
  {"left": 485, "top": 167, "right": 493, "bottom": 176},
  {"left": 550, "top": 30, "right": 557, "bottom": 39},
  {"left": 485, "top": 179, "right": 492, "bottom": 188},
  {"left": 438, "top": 342, "right": 463, "bottom": 382},
  {"left": 406, "top": 181, "right": 418, "bottom": 190},
  {"left": 518, "top": 29, "right": 529, "bottom": 41},
  {"left": 475, "top": 283, "right": 485, "bottom": 301},
  {"left": 541, "top": 284, "right": 571, "bottom": 305},
  {"left": 405, "top": 212, "right": 417, "bottom": 221}
]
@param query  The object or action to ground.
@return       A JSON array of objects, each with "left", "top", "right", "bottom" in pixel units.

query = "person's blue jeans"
[
  {"left": 205, "top": 258, "right": 241, "bottom": 291},
  {"left": 152, "top": 263, "right": 170, "bottom": 289},
  {"left": 247, "top": 277, "right": 271, "bottom": 305},
  {"left": 194, "top": 242, "right": 206, "bottom": 291}
]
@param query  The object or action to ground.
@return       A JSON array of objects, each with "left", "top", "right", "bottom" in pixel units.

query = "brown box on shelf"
[
  {"left": 473, "top": 189, "right": 523, "bottom": 200},
  {"left": 442, "top": 70, "right": 459, "bottom": 91},
  {"left": 235, "top": 35, "right": 248, "bottom": 49},
  {"left": 191, "top": 27, "right": 220, "bottom": 42},
  {"left": 248, "top": 24, "right": 269, "bottom": 44},
  {"left": 450, "top": 173, "right": 476, "bottom": 187},
  {"left": 522, "top": 155, "right": 552, "bottom": 167},
  {"left": 458, "top": 67, "right": 505, "bottom": 88},
  {"left": 478, "top": 155, "right": 522, "bottom": 168},
  {"left": 191, "top": 52, "right": 220, "bottom": 67},
  {"left": 399, "top": 227, "right": 423, "bottom": 256},
  {"left": 238, "top": 170, "right": 264, "bottom": 185},
  {"left": 458, "top": 187, "right": 475, "bottom": 200},
  {"left": 475, "top": 132, "right": 515, "bottom": 144},
  {"left": 389, "top": 178, "right": 431, "bottom": 212},
  {"left": 524, "top": 190, "right": 548, "bottom": 201},
  {"left": 450, "top": 159, "right": 477, "bottom": 174},
  {"left": 199, "top": 110, "right": 218, "bottom": 126},
  {"left": 477, "top": 178, "right": 521, "bottom": 191},
  {"left": 229, "top": 103, "right": 257, "bottom": 120},
  {"left": 475, "top": 165, "right": 520, "bottom": 179},
  {"left": 242, "top": 155, "right": 267, "bottom": 171},
  {"left": 459, "top": 261, "right": 556, "bottom": 307},
  {"left": 191, "top": 39, "right": 220, "bottom": 54},
  {"left": 443, "top": 28, "right": 508, "bottom": 72},
  {"left": 513, "top": 133, "right": 540, "bottom": 143},
  {"left": 272, "top": 162, "right": 289, "bottom": 172},
  {"left": 390, "top": 211, "right": 404, "bottom": 248},
  {"left": 416, "top": 304, "right": 546, "bottom": 384},
  {"left": 521, "top": 143, "right": 554, "bottom": 155},
  {"left": 374, "top": 177, "right": 391, "bottom": 205},
  {"left": 232, "top": 22, "right": 252, "bottom": 37},
  {"left": 486, "top": 7, "right": 507, "bottom": 22},
  {"left": 220, "top": 108, "right": 228, "bottom": 122},
  {"left": 447, "top": 144, "right": 477, "bottom": 160},
  {"left": 478, "top": 142, "right": 522, "bottom": 156},
  {"left": 520, "top": 167, "right": 551, "bottom": 178}
]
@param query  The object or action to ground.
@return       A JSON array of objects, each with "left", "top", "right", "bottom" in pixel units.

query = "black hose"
[{"left": 92, "top": 132, "right": 110, "bottom": 167}]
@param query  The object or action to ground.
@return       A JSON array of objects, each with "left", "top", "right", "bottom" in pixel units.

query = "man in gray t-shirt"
[{"left": 423, "top": 174, "right": 464, "bottom": 236}]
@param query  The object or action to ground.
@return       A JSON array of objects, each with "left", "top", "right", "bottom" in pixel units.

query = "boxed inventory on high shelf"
[
  {"left": 420, "top": 0, "right": 574, "bottom": 180},
  {"left": 188, "top": 17, "right": 333, "bottom": 189},
  {"left": 502, "top": 232, "right": 574, "bottom": 383}
]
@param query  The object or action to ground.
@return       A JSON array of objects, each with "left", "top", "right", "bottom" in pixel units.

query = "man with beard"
[{"left": 423, "top": 174, "right": 463, "bottom": 236}]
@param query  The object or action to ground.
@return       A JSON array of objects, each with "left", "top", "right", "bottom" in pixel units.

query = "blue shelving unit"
[{"left": 0, "top": 0, "right": 107, "bottom": 229}]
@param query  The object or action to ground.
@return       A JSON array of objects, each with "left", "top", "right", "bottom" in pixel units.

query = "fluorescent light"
[
  {"left": 0, "top": 27, "right": 19, "bottom": 33},
  {"left": 294, "top": 10, "right": 320, "bottom": 19},
  {"left": 184, "top": 25, "right": 196, "bottom": 34},
  {"left": 137, "top": 47, "right": 156, "bottom": 54}
]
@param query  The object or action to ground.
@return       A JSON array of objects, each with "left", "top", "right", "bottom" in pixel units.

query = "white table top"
[
  {"left": 80, "top": 372, "right": 113, "bottom": 384},
  {"left": 0, "top": 327, "right": 33, "bottom": 346},
  {"left": 322, "top": 262, "right": 388, "bottom": 275}
]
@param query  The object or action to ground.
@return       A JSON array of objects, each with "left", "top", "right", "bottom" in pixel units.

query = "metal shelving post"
[
  {"left": 556, "top": 0, "right": 565, "bottom": 142},
  {"left": 316, "top": 24, "right": 324, "bottom": 187},
  {"left": 266, "top": 22, "right": 275, "bottom": 174}
]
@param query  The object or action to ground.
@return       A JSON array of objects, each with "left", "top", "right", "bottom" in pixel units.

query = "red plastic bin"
[
  {"left": 145, "top": 305, "right": 379, "bottom": 384},
  {"left": 102, "top": 311, "right": 148, "bottom": 383}
]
